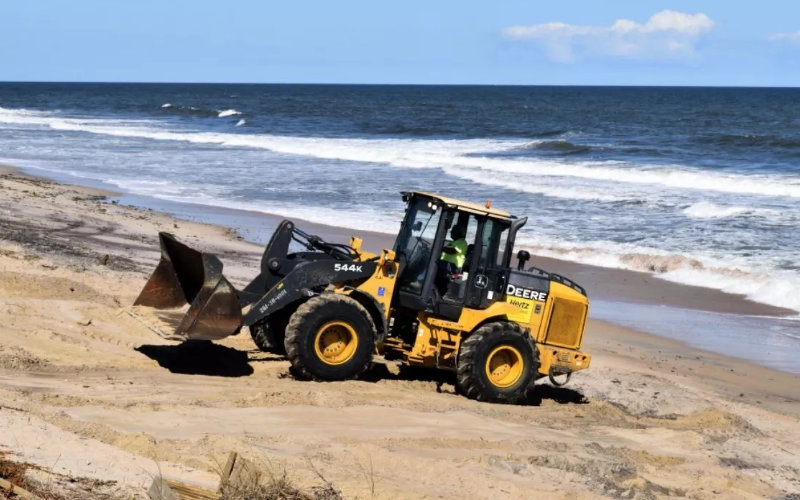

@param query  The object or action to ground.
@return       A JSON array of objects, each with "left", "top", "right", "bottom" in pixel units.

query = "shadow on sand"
[
  {"left": 525, "top": 384, "right": 589, "bottom": 406},
  {"left": 361, "top": 363, "right": 589, "bottom": 406},
  {"left": 135, "top": 343, "right": 588, "bottom": 404},
  {"left": 136, "top": 340, "right": 253, "bottom": 377}
]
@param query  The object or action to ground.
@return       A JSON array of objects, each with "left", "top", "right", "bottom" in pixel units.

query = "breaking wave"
[
  {"left": 682, "top": 201, "right": 780, "bottom": 219},
  {"left": 4, "top": 100, "right": 797, "bottom": 314},
  {"left": 523, "top": 139, "right": 591, "bottom": 155},
  {"left": 515, "top": 235, "right": 800, "bottom": 313},
  {"left": 1, "top": 106, "right": 799, "bottom": 200},
  {"left": 441, "top": 166, "right": 630, "bottom": 201},
  {"left": 481, "top": 139, "right": 592, "bottom": 157},
  {"left": 158, "top": 103, "right": 219, "bottom": 118},
  {"left": 158, "top": 104, "right": 242, "bottom": 119},
  {"left": 218, "top": 109, "right": 241, "bottom": 118}
]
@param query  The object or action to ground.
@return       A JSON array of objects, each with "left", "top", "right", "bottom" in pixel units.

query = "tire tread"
[
  {"left": 249, "top": 320, "right": 286, "bottom": 354},
  {"left": 285, "top": 293, "right": 375, "bottom": 381},
  {"left": 456, "top": 321, "right": 539, "bottom": 404}
]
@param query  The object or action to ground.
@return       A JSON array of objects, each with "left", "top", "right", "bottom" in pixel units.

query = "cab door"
[{"left": 464, "top": 218, "right": 511, "bottom": 309}]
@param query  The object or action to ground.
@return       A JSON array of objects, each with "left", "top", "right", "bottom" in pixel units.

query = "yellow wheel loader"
[{"left": 135, "top": 192, "right": 591, "bottom": 403}]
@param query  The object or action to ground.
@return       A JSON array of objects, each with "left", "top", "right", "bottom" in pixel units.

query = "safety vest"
[{"left": 441, "top": 238, "right": 468, "bottom": 268}]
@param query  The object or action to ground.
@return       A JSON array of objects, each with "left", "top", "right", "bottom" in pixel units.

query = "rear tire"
[
  {"left": 249, "top": 320, "right": 286, "bottom": 355},
  {"left": 284, "top": 294, "right": 376, "bottom": 381},
  {"left": 456, "top": 322, "right": 539, "bottom": 404}
]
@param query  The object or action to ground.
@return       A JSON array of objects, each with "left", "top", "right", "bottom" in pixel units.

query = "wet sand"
[{"left": 1, "top": 165, "right": 799, "bottom": 498}]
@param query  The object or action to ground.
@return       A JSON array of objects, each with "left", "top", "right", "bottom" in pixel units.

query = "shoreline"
[
  {"left": 3, "top": 162, "right": 799, "bottom": 376},
  {"left": 1, "top": 163, "right": 800, "bottom": 498},
  {"left": 8, "top": 163, "right": 793, "bottom": 318},
  {"left": 118, "top": 192, "right": 798, "bottom": 318}
]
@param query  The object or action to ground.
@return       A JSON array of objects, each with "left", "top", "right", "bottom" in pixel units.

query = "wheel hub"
[
  {"left": 314, "top": 321, "right": 358, "bottom": 365},
  {"left": 485, "top": 345, "right": 524, "bottom": 388}
]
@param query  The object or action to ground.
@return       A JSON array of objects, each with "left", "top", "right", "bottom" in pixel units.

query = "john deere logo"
[{"left": 505, "top": 284, "right": 547, "bottom": 302}]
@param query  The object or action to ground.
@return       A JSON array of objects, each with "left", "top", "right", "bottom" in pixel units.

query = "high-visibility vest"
[{"left": 441, "top": 238, "right": 468, "bottom": 268}]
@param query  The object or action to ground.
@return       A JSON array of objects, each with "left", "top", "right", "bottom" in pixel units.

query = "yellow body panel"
[
  {"left": 341, "top": 238, "right": 591, "bottom": 380},
  {"left": 350, "top": 249, "right": 399, "bottom": 324},
  {"left": 405, "top": 314, "right": 461, "bottom": 368},
  {"left": 331, "top": 246, "right": 397, "bottom": 339},
  {"left": 535, "top": 282, "right": 588, "bottom": 348},
  {"left": 393, "top": 278, "right": 590, "bottom": 377},
  {"left": 430, "top": 301, "right": 520, "bottom": 332},
  {"left": 503, "top": 295, "right": 545, "bottom": 333},
  {"left": 401, "top": 302, "right": 523, "bottom": 368}
]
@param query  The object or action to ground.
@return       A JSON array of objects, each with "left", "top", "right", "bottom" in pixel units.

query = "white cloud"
[
  {"left": 770, "top": 31, "right": 800, "bottom": 43},
  {"left": 503, "top": 10, "right": 714, "bottom": 62}
]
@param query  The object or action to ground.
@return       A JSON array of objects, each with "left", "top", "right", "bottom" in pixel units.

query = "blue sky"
[{"left": 1, "top": 1, "right": 798, "bottom": 86}]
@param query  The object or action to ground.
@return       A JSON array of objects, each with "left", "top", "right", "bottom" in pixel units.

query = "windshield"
[{"left": 394, "top": 197, "right": 442, "bottom": 292}]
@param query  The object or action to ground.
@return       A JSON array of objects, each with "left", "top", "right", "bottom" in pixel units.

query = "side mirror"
[{"left": 516, "top": 250, "right": 530, "bottom": 271}]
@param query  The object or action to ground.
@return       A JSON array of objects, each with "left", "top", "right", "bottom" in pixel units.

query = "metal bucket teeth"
[{"left": 135, "top": 233, "right": 242, "bottom": 340}]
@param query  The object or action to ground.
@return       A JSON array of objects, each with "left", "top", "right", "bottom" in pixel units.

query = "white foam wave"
[
  {"left": 454, "top": 158, "right": 800, "bottom": 199},
  {"left": 13, "top": 142, "right": 798, "bottom": 314},
  {"left": 517, "top": 234, "right": 800, "bottom": 313},
  {"left": 105, "top": 177, "right": 189, "bottom": 197},
  {"left": 161, "top": 103, "right": 172, "bottom": 108},
  {"left": 102, "top": 176, "right": 403, "bottom": 235},
  {"left": 660, "top": 267, "right": 800, "bottom": 313},
  {"left": 442, "top": 166, "right": 630, "bottom": 201},
  {"left": 254, "top": 203, "right": 403, "bottom": 235},
  {"left": 0, "top": 107, "right": 49, "bottom": 117},
  {"left": 2, "top": 106, "right": 800, "bottom": 200},
  {"left": 218, "top": 109, "right": 241, "bottom": 118},
  {"left": 235, "top": 119, "right": 246, "bottom": 127},
  {"left": 682, "top": 201, "right": 779, "bottom": 219}
]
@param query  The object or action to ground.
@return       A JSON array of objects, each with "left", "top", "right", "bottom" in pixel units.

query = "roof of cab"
[{"left": 407, "top": 191, "right": 513, "bottom": 219}]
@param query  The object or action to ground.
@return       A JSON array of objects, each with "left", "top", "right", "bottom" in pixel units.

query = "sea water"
[{"left": 0, "top": 83, "right": 798, "bottom": 369}]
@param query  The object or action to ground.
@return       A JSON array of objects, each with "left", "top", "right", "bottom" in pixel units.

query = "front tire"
[
  {"left": 284, "top": 294, "right": 376, "bottom": 381},
  {"left": 457, "top": 322, "right": 539, "bottom": 404},
  {"left": 249, "top": 320, "right": 286, "bottom": 355}
]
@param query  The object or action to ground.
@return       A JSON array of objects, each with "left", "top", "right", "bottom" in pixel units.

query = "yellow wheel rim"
[
  {"left": 314, "top": 321, "right": 358, "bottom": 365},
  {"left": 485, "top": 345, "right": 524, "bottom": 388}
]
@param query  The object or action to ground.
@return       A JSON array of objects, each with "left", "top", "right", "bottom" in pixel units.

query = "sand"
[{"left": 1, "top": 166, "right": 799, "bottom": 499}]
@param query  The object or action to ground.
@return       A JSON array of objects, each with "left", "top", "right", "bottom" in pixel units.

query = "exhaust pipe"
[{"left": 135, "top": 233, "right": 243, "bottom": 340}]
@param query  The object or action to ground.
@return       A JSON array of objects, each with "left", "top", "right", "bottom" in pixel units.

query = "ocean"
[{"left": 0, "top": 83, "right": 798, "bottom": 370}]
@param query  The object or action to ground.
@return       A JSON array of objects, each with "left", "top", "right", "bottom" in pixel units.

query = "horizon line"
[{"left": 1, "top": 80, "right": 799, "bottom": 90}]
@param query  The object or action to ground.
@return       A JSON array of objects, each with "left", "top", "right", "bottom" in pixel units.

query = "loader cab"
[{"left": 393, "top": 192, "right": 526, "bottom": 321}]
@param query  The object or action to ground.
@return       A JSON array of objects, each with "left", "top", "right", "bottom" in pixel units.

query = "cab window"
[{"left": 394, "top": 197, "right": 443, "bottom": 292}]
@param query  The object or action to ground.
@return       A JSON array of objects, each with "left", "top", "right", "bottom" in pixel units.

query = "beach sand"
[{"left": 1, "top": 166, "right": 799, "bottom": 498}]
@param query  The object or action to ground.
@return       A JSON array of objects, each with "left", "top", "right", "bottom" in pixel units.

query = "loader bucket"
[{"left": 134, "top": 233, "right": 242, "bottom": 341}]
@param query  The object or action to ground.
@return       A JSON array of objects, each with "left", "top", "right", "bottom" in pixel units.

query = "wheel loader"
[{"left": 135, "top": 191, "right": 591, "bottom": 403}]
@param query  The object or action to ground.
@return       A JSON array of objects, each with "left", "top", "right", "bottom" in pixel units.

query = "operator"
[
  {"left": 440, "top": 224, "right": 468, "bottom": 273},
  {"left": 435, "top": 224, "right": 468, "bottom": 295}
]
